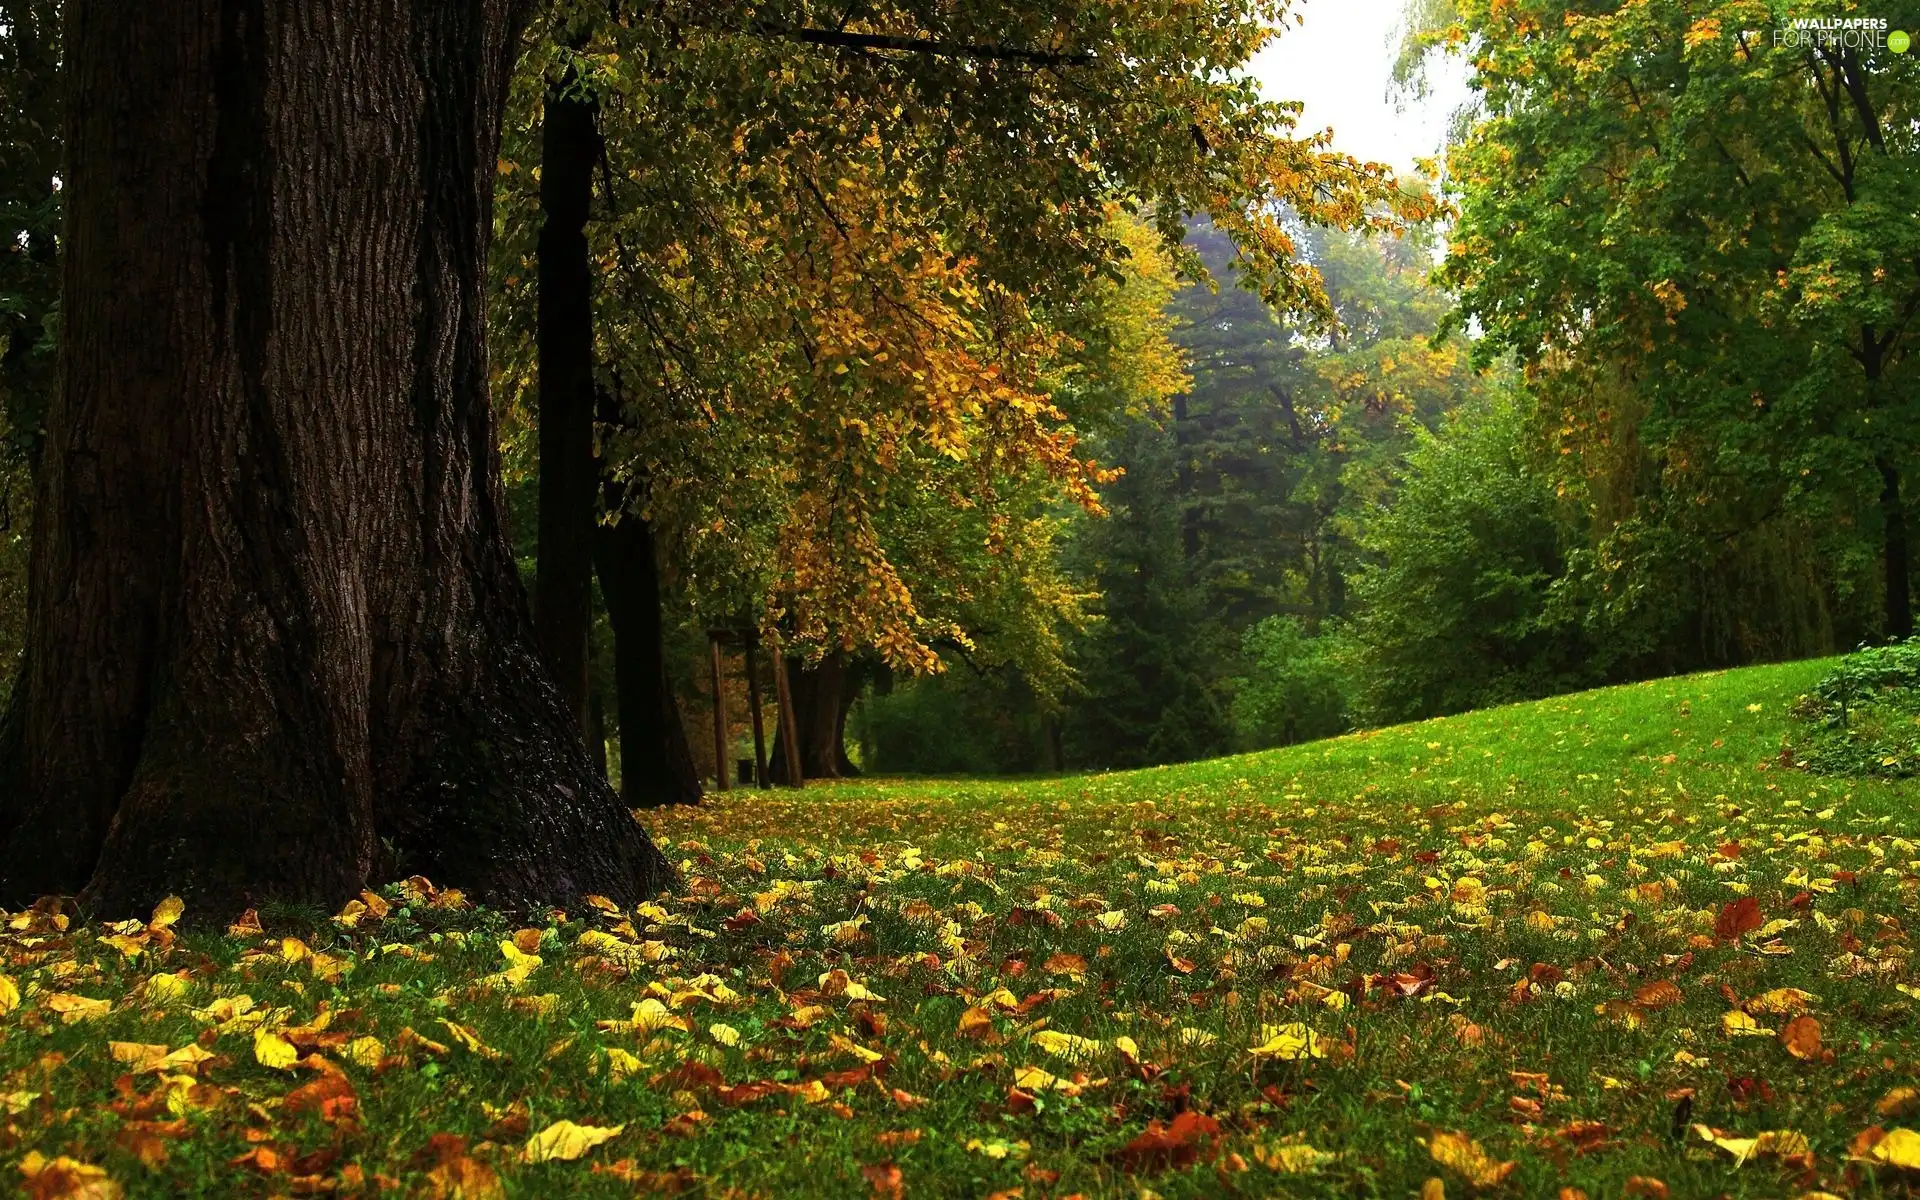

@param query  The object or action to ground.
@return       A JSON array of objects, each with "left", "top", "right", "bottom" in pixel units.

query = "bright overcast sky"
[{"left": 1250, "top": 0, "right": 1473, "bottom": 175}]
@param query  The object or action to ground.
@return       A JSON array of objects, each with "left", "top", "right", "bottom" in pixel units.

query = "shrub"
[
  {"left": 1789, "top": 639, "right": 1920, "bottom": 778},
  {"left": 1230, "top": 616, "right": 1351, "bottom": 749},
  {"left": 1346, "top": 389, "right": 1597, "bottom": 724}
]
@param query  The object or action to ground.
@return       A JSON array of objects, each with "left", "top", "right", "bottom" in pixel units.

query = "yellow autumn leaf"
[
  {"left": 253, "top": 1029, "right": 299, "bottom": 1070},
  {"left": 47, "top": 993, "right": 112, "bottom": 1023},
  {"left": 1868, "top": 1127, "right": 1920, "bottom": 1169},
  {"left": 18, "top": 1151, "right": 121, "bottom": 1200},
  {"left": 604, "top": 1046, "right": 645, "bottom": 1079},
  {"left": 522, "top": 1120, "right": 625, "bottom": 1164},
  {"left": 1692, "top": 1123, "right": 1811, "bottom": 1166},
  {"left": 1746, "top": 987, "right": 1818, "bottom": 1015},
  {"left": 1428, "top": 1130, "right": 1516, "bottom": 1188},
  {"left": 1255, "top": 1140, "right": 1338, "bottom": 1173},
  {"left": 108, "top": 1042, "right": 170, "bottom": 1073},
  {"left": 0, "top": 974, "right": 19, "bottom": 1016},
  {"left": 439, "top": 1019, "right": 503, "bottom": 1060},
  {"left": 1721, "top": 1010, "right": 1773, "bottom": 1037},
  {"left": 817, "top": 970, "right": 885, "bottom": 1002},
  {"left": 1031, "top": 1029, "right": 1104, "bottom": 1063},
  {"left": 829, "top": 1032, "right": 885, "bottom": 1063},
  {"left": 149, "top": 896, "right": 185, "bottom": 929},
  {"left": 708, "top": 1023, "right": 741, "bottom": 1048},
  {"left": 143, "top": 973, "right": 190, "bottom": 1006},
  {"left": 345, "top": 1037, "right": 385, "bottom": 1069},
  {"left": 1249, "top": 1022, "right": 1326, "bottom": 1060}
]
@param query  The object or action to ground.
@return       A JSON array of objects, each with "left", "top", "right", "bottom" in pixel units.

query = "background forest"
[{"left": 2, "top": 0, "right": 1913, "bottom": 791}]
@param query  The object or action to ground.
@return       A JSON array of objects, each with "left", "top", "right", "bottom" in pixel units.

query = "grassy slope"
[{"left": 7, "top": 658, "right": 1919, "bottom": 1197}]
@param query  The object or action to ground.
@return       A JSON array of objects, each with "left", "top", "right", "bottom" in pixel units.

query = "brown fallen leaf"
[
  {"left": 1632, "top": 980, "right": 1684, "bottom": 1010},
  {"left": 958, "top": 1006, "right": 998, "bottom": 1042},
  {"left": 861, "top": 1161, "right": 904, "bottom": 1199},
  {"left": 413, "top": 1134, "right": 503, "bottom": 1200},
  {"left": 19, "top": 1152, "right": 121, "bottom": 1200},
  {"left": 1780, "top": 1016, "right": 1823, "bottom": 1061},
  {"left": 1714, "top": 897, "right": 1763, "bottom": 943},
  {"left": 1113, "top": 1110, "right": 1220, "bottom": 1173},
  {"left": 283, "top": 1071, "right": 357, "bottom": 1125},
  {"left": 1043, "top": 952, "right": 1087, "bottom": 979}
]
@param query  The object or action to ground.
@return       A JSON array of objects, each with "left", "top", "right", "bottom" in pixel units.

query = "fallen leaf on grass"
[
  {"left": 1878, "top": 1087, "right": 1919, "bottom": 1119},
  {"left": 1030, "top": 1029, "right": 1103, "bottom": 1063},
  {"left": 284, "top": 1071, "right": 358, "bottom": 1124},
  {"left": 1780, "top": 1016, "right": 1823, "bottom": 1061},
  {"left": 1632, "top": 980, "right": 1683, "bottom": 1010},
  {"left": 818, "top": 970, "right": 886, "bottom": 1003},
  {"left": 438, "top": 1019, "right": 503, "bottom": 1060},
  {"left": 1721, "top": 1011, "right": 1773, "bottom": 1037},
  {"left": 1113, "top": 1110, "right": 1220, "bottom": 1172},
  {"left": 46, "top": 993, "right": 111, "bottom": 1023},
  {"left": 1043, "top": 952, "right": 1087, "bottom": 979},
  {"left": 1858, "top": 1126, "right": 1920, "bottom": 1169},
  {"left": 415, "top": 1133, "right": 503, "bottom": 1200},
  {"left": 1428, "top": 1131, "right": 1516, "bottom": 1189},
  {"left": 523, "top": 1120, "right": 625, "bottom": 1164},
  {"left": 965, "top": 1137, "right": 1028, "bottom": 1160},
  {"left": 1715, "top": 897, "right": 1763, "bottom": 943},
  {"left": 1249, "top": 1023, "right": 1326, "bottom": 1061},
  {"left": 861, "top": 1161, "right": 904, "bottom": 1199},
  {"left": 1745, "top": 987, "right": 1817, "bottom": 1015},
  {"left": 1254, "top": 1138, "right": 1337, "bottom": 1173},
  {"left": 1692, "top": 1124, "right": 1813, "bottom": 1167},
  {"left": 19, "top": 1151, "right": 121, "bottom": 1200},
  {"left": 253, "top": 1029, "right": 299, "bottom": 1071}
]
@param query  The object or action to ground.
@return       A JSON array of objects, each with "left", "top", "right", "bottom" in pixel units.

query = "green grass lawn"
[{"left": 7, "top": 658, "right": 1920, "bottom": 1197}]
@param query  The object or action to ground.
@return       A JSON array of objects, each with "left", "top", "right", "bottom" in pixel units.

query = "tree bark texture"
[
  {"left": 594, "top": 510, "right": 702, "bottom": 807},
  {"left": 770, "top": 652, "right": 859, "bottom": 782},
  {"left": 532, "top": 55, "right": 598, "bottom": 736},
  {"left": 0, "top": 0, "right": 673, "bottom": 916}
]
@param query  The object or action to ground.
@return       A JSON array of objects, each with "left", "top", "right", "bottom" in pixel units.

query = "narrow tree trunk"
[
  {"left": 770, "top": 652, "right": 858, "bottom": 781},
  {"left": 532, "top": 51, "right": 598, "bottom": 736},
  {"left": 595, "top": 508, "right": 701, "bottom": 806},
  {"left": 1881, "top": 456, "right": 1913, "bottom": 640},
  {"left": 0, "top": 0, "right": 672, "bottom": 916}
]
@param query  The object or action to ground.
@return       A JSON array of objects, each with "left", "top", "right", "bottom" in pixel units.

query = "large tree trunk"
[
  {"left": 770, "top": 652, "right": 859, "bottom": 781},
  {"left": 0, "top": 0, "right": 673, "bottom": 917},
  {"left": 595, "top": 507, "right": 702, "bottom": 807},
  {"left": 531, "top": 44, "right": 598, "bottom": 737},
  {"left": 1881, "top": 456, "right": 1913, "bottom": 640}
]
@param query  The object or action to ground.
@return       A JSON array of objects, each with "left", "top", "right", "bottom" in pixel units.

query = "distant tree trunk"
[
  {"left": 0, "top": 0, "right": 673, "bottom": 916},
  {"left": 595, "top": 506, "right": 702, "bottom": 806},
  {"left": 770, "top": 652, "right": 859, "bottom": 781},
  {"left": 532, "top": 48, "right": 598, "bottom": 736},
  {"left": 1881, "top": 456, "right": 1913, "bottom": 639}
]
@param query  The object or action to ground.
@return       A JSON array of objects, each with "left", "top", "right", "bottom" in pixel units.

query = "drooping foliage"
[{"left": 490, "top": 0, "right": 1431, "bottom": 692}]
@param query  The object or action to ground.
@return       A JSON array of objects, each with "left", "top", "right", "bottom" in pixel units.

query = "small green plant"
[{"left": 1789, "top": 638, "right": 1920, "bottom": 777}]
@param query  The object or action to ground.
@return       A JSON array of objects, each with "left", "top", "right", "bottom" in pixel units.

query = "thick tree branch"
[{"left": 755, "top": 24, "right": 1092, "bottom": 67}]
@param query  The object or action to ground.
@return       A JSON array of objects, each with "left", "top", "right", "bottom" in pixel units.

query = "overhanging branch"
[{"left": 755, "top": 24, "right": 1093, "bottom": 66}]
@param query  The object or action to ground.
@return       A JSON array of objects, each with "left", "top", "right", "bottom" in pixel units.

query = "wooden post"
[
  {"left": 744, "top": 629, "right": 770, "bottom": 790},
  {"left": 770, "top": 636, "right": 804, "bottom": 788},
  {"left": 708, "top": 632, "right": 729, "bottom": 792}
]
